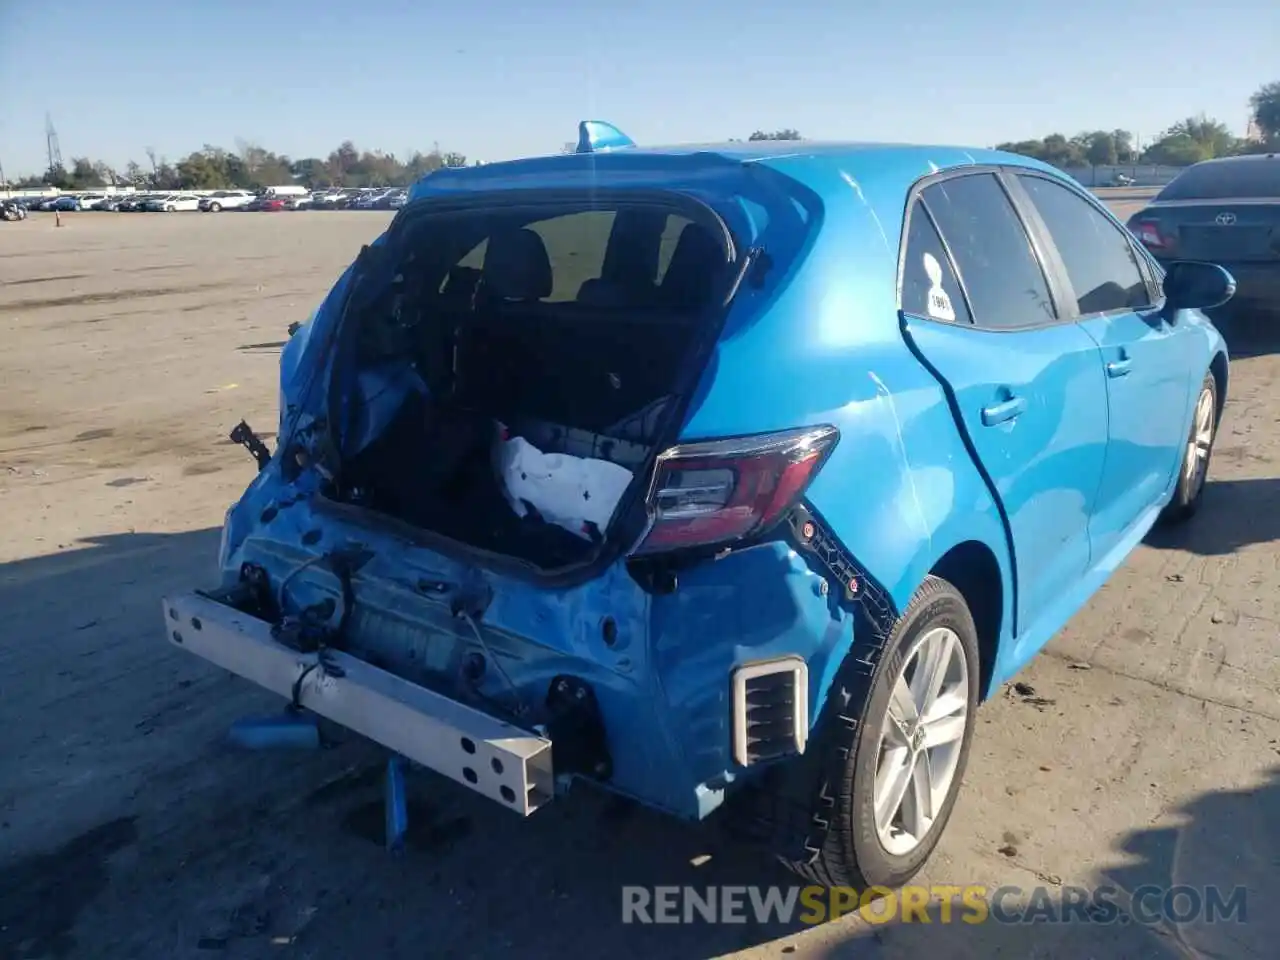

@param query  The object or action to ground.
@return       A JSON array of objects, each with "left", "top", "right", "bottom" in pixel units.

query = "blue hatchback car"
[{"left": 167, "top": 122, "right": 1234, "bottom": 890}]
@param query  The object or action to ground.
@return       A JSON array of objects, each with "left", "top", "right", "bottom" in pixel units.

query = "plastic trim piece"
[{"left": 731, "top": 656, "right": 809, "bottom": 768}]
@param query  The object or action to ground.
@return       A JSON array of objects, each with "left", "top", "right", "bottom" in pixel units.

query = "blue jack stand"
[
  {"left": 227, "top": 712, "right": 321, "bottom": 750},
  {"left": 385, "top": 755, "right": 409, "bottom": 852}
]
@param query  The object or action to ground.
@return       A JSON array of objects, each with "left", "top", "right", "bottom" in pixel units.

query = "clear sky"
[{"left": 1, "top": 0, "right": 1275, "bottom": 176}]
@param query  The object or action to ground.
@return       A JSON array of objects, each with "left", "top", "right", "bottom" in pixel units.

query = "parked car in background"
[
  {"left": 354, "top": 188, "right": 394, "bottom": 209},
  {"left": 166, "top": 122, "right": 1233, "bottom": 892},
  {"left": 1110, "top": 173, "right": 1136, "bottom": 187},
  {"left": 117, "top": 194, "right": 152, "bottom": 212},
  {"left": 1127, "top": 153, "right": 1280, "bottom": 318},
  {"left": 388, "top": 190, "right": 407, "bottom": 210},
  {"left": 260, "top": 196, "right": 288, "bottom": 212},
  {"left": 305, "top": 190, "right": 341, "bottom": 209},
  {"left": 261, "top": 185, "right": 309, "bottom": 200},
  {"left": 1, "top": 199, "right": 27, "bottom": 221},
  {"left": 50, "top": 196, "right": 83, "bottom": 211},
  {"left": 76, "top": 194, "right": 108, "bottom": 209},
  {"left": 325, "top": 189, "right": 363, "bottom": 209},
  {"left": 199, "top": 190, "right": 255, "bottom": 212},
  {"left": 143, "top": 194, "right": 201, "bottom": 212}
]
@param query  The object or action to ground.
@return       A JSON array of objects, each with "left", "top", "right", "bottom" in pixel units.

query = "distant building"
[{"left": 1245, "top": 117, "right": 1265, "bottom": 143}]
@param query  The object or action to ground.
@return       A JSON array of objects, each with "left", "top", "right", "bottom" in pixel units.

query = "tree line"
[
  {"left": 13, "top": 80, "right": 1279, "bottom": 191},
  {"left": 994, "top": 82, "right": 1279, "bottom": 171},
  {"left": 13, "top": 139, "right": 472, "bottom": 192}
]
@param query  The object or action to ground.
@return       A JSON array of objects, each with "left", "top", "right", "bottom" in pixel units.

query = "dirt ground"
[{"left": 1, "top": 202, "right": 1277, "bottom": 960}]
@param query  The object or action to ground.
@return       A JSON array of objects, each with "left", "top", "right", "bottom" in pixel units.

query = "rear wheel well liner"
[
  {"left": 929, "top": 540, "right": 1003, "bottom": 700},
  {"left": 1209, "top": 351, "right": 1228, "bottom": 427}
]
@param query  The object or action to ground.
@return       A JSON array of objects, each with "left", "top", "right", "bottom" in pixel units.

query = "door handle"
[
  {"left": 981, "top": 395, "right": 1026, "bottom": 426},
  {"left": 1106, "top": 359, "right": 1133, "bottom": 378}
]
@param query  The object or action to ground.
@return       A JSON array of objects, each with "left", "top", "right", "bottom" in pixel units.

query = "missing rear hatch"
[{"left": 319, "top": 193, "right": 741, "bottom": 575}]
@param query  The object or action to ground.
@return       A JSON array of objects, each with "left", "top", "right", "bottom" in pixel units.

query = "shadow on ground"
[
  {"left": 1, "top": 529, "right": 1275, "bottom": 959},
  {"left": 1146, "top": 477, "right": 1280, "bottom": 555},
  {"left": 1208, "top": 310, "right": 1280, "bottom": 360},
  {"left": 810, "top": 767, "right": 1278, "bottom": 959},
  {"left": 0, "top": 529, "right": 807, "bottom": 959}
]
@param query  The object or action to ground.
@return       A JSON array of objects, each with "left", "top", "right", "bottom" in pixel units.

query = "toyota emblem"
[{"left": 1215, "top": 212, "right": 1237, "bottom": 225}]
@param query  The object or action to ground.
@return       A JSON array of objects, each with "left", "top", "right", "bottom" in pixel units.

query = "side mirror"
[{"left": 1162, "top": 260, "right": 1236, "bottom": 313}]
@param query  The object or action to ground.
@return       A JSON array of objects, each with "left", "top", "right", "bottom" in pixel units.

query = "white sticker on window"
[{"left": 923, "top": 252, "right": 956, "bottom": 321}]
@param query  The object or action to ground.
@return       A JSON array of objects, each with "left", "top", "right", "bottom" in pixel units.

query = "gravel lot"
[{"left": 1, "top": 202, "right": 1277, "bottom": 960}]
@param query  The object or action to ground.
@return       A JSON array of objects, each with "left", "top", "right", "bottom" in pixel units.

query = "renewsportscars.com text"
[{"left": 621, "top": 884, "right": 1248, "bottom": 926}]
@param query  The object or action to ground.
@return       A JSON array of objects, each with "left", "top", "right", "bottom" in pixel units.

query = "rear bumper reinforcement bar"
[{"left": 163, "top": 592, "right": 555, "bottom": 815}]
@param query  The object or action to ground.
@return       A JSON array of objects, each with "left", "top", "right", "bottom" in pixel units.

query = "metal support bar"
[{"left": 164, "top": 592, "right": 555, "bottom": 815}]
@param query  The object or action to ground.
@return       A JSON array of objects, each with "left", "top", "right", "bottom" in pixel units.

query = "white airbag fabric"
[{"left": 498, "top": 436, "right": 634, "bottom": 540}]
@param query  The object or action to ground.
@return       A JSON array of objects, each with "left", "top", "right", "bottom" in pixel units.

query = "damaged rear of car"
[
  {"left": 166, "top": 125, "right": 1235, "bottom": 893},
  {"left": 171, "top": 123, "right": 838, "bottom": 825}
]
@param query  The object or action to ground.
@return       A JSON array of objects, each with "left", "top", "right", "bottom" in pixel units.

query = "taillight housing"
[
  {"left": 1131, "top": 219, "right": 1169, "bottom": 251},
  {"left": 631, "top": 425, "right": 839, "bottom": 556}
]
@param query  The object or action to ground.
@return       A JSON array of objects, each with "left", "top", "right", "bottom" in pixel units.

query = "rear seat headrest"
[
  {"left": 482, "top": 227, "right": 553, "bottom": 301},
  {"left": 659, "top": 225, "right": 725, "bottom": 308}
]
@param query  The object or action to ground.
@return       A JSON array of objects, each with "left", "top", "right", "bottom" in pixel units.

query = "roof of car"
[
  {"left": 1182, "top": 152, "right": 1278, "bottom": 166},
  {"left": 421, "top": 138, "right": 1061, "bottom": 192},
  {"left": 405, "top": 123, "right": 1076, "bottom": 247}
]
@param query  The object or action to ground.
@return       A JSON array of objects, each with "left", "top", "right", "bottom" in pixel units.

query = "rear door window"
[
  {"left": 922, "top": 173, "right": 1057, "bottom": 330},
  {"left": 1015, "top": 174, "right": 1152, "bottom": 315},
  {"left": 900, "top": 201, "right": 972, "bottom": 324}
]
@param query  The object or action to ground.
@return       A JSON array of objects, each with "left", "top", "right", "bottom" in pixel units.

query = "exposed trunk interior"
[{"left": 329, "top": 196, "right": 733, "bottom": 571}]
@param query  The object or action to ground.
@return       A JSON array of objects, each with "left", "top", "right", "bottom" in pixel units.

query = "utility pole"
[{"left": 45, "top": 113, "right": 63, "bottom": 178}]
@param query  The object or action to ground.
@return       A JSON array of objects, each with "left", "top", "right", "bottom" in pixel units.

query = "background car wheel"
[
  {"left": 208, "top": 202, "right": 221, "bottom": 212},
  {"left": 785, "top": 575, "right": 980, "bottom": 889},
  {"left": 1160, "top": 369, "right": 1218, "bottom": 525}
]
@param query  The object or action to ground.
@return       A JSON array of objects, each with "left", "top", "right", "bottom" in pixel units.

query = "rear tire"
[
  {"left": 783, "top": 575, "right": 980, "bottom": 889},
  {"left": 1160, "top": 370, "right": 1217, "bottom": 525},
  {"left": 208, "top": 202, "right": 221, "bottom": 212}
]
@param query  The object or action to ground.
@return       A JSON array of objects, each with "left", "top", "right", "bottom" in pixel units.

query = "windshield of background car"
[{"left": 1156, "top": 160, "right": 1280, "bottom": 201}]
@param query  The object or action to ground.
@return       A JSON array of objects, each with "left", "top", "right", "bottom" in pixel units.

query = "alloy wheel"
[
  {"left": 1183, "top": 385, "right": 1215, "bottom": 500},
  {"left": 873, "top": 626, "right": 969, "bottom": 856}
]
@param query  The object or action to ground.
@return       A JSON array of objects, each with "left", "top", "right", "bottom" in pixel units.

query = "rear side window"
[
  {"left": 922, "top": 174, "right": 1056, "bottom": 330},
  {"left": 1016, "top": 174, "right": 1151, "bottom": 315},
  {"left": 1156, "top": 159, "right": 1280, "bottom": 201},
  {"left": 901, "top": 201, "right": 971, "bottom": 324}
]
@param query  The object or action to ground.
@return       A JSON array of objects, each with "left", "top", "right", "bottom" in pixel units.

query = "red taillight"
[
  {"left": 1132, "top": 219, "right": 1168, "bottom": 250},
  {"left": 631, "top": 425, "right": 839, "bottom": 556}
]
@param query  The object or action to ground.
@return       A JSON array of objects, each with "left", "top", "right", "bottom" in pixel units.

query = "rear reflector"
[{"left": 631, "top": 425, "right": 838, "bottom": 556}]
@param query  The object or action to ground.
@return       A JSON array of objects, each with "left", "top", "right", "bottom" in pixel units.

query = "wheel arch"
[
  {"left": 1210, "top": 350, "right": 1228, "bottom": 427},
  {"left": 929, "top": 540, "right": 1005, "bottom": 701}
]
